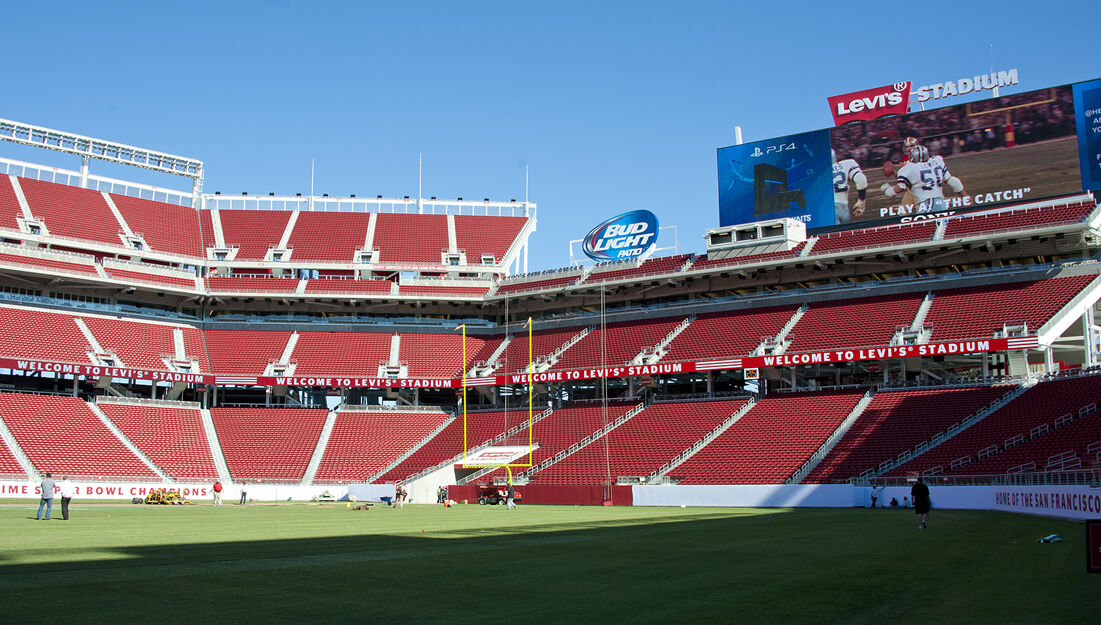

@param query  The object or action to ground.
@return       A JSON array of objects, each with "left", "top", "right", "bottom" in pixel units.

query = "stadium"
[{"left": 3, "top": 11, "right": 1100, "bottom": 623}]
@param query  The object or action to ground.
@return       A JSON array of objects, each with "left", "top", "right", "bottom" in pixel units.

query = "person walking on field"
[
  {"left": 212, "top": 480, "right": 223, "bottom": 506},
  {"left": 869, "top": 483, "right": 880, "bottom": 509},
  {"left": 58, "top": 476, "right": 74, "bottom": 521},
  {"left": 911, "top": 477, "right": 931, "bottom": 529},
  {"left": 506, "top": 483, "right": 517, "bottom": 510},
  {"left": 36, "top": 472, "right": 55, "bottom": 521}
]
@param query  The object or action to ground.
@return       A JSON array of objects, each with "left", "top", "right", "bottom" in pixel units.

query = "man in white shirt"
[
  {"left": 58, "top": 476, "right": 75, "bottom": 521},
  {"left": 869, "top": 484, "right": 880, "bottom": 509}
]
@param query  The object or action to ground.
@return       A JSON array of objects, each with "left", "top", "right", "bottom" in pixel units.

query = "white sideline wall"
[
  {"left": 631, "top": 484, "right": 1101, "bottom": 521},
  {"left": 4, "top": 480, "right": 1099, "bottom": 520}
]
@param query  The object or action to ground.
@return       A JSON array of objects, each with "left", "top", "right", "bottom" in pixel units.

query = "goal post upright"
[
  {"left": 527, "top": 316, "right": 534, "bottom": 469},
  {"left": 457, "top": 318, "right": 536, "bottom": 477}
]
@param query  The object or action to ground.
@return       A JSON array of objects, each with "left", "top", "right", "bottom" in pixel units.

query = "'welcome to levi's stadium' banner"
[{"left": 0, "top": 337, "right": 1037, "bottom": 389}]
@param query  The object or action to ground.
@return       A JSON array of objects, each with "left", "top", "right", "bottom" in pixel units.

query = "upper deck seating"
[
  {"left": 495, "top": 327, "right": 583, "bottom": 373},
  {"left": 204, "top": 330, "right": 291, "bottom": 375},
  {"left": 216, "top": 209, "right": 291, "bottom": 260},
  {"left": 399, "top": 333, "right": 484, "bottom": 378},
  {"left": 584, "top": 255, "right": 692, "bottom": 284},
  {"left": 453, "top": 215, "right": 527, "bottom": 264},
  {"left": 17, "top": 178, "right": 123, "bottom": 246},
  {"left": 495, "top": 274, "right": 581, "bottom": 295},
  {"left": 291, "top": 331, "right": 392, "bottom": 377},
  {"left": 207, "top": 276, "right": 301, "bottom": 292},
  {"left": 0, "top": 305, "right": 91, "bottom": 364},
  {"left": 943, "top": 201, "right": 1096, "bottom": 238},
  {"left": 0, "top": 250, "right": 99, "bottom": 276},
  {"left": 82, "top": 316, "right": 209, "bottom": 371},
  {"left": 372, "top": 213, "right": 449, "bottom": 265},
  {"left": 663, "top": 305, "right": 799, "bottom": 362},
  {"left": 304, "top": 278, "right": 392, "bottom": 295},
  {"left": 552, "top": 318, "right": 682, "bottom": 370},
  {"left": 924, "top": 275, "right": 1097, "bottom": 341},
  {"left": 105, "top": 267, "right": 197, "bottom": 289},
  {"left": 0, "top": 176, "right": 23, "bottom": 231},
  {"left": 398, "top": 285, "right": 489, "bottom": 298},
  {"left": 109, "top": 194, "right": 203, "bottom": 257},
  {"left": 286, "top": 212, "right": 372, "bottom": 262},
  {"left": 809, "top": 223, "right": 937, "bottom": 255},
  {"left": 785, "top": 293, "right": 924, "bottom": 353}
]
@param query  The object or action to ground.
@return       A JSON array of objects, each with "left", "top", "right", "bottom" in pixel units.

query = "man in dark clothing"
[
  {"left": 506, "top": 483, "right": 517, "bottom": 510},
  {"left": 911, "top": 477, "right": 931, "bottom": 529},
  {"left": 37, "top": 473, "right": 55, "bottom": 520}
]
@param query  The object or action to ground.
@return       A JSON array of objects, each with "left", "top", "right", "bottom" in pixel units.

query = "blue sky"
[{"left": 0, "top": 1, "right": 1096, "bottom": 271}]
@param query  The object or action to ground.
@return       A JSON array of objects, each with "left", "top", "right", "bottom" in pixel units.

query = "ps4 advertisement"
[
  {"left": 1074, "top": 78, "right": 1101, "bottom": 190},
  {"left": 717, "top": 129, "right": 834, "bottom": 229}
]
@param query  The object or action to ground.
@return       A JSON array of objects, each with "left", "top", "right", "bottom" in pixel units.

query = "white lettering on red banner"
[
  {"left": 0, "top": 338, "right": 1032, "bottom": 388},
  {"left": 827, "top": 82, "right": 911, "bottom": 125}
]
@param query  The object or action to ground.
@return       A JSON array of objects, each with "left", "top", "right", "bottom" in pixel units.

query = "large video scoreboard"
[{"left": 718, "top": 78, "right": 1101, "bottom": 231}]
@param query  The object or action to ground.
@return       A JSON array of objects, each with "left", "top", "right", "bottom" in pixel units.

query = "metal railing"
[{"left": 853, "top": 468, "right": 1101, "bottom": 487}]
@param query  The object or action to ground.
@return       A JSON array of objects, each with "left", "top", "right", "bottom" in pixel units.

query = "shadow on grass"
[{"left": 0, "top": 508, "right": 1092, "bottom": 625}]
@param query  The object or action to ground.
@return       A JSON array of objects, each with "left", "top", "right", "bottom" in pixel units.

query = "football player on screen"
[
  {"left": 880, "top": 145, "right": 967, "bottom": 214},
  {"left": 832, "top": 149, "right": 868, "bottom": 223}
]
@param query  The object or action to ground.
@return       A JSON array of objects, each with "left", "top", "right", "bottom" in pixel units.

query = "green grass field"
[{"left": 1, "top": 502, "right": 1095, "bottom": 624}]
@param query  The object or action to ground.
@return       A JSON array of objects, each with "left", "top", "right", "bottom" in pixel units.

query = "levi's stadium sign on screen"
[{"left": 718, "top": 81, "right": 1095, "bottom": 230}]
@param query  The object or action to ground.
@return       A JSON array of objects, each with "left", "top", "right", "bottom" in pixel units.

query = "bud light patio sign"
[{"left": 582, "top": 210, "right": 659, "bottom": 262}]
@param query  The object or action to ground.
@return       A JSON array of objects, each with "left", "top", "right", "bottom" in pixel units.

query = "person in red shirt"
[{"left": 212, "top": 480, "right": 223, "bottom": 507}]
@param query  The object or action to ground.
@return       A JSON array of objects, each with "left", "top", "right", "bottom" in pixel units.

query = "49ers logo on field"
[{"left": 827, "top": 82, "right": 911, "bottom": 125}]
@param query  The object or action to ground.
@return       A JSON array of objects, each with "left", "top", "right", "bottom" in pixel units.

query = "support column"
[
  {"left": 1044, "top": 347, "right": 1055, "bottom": 374},
  {"left": 79, "top": 156, "right": 90, "bottom": 189},
  {"left": 72, "top": 376, "right": 78, "bottom": 398},
  {"left": 706, "top": 371, "right": 713, "bottom": 396},
  {"left": 982, "top": 354, "right": 990, "bottom": 379},
  {"left": 1084, "top": 306, "right": 1098, "bottom": 368}
]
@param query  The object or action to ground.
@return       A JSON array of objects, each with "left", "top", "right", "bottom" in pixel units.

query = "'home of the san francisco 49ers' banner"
[{"left": 0, "top": 337, "right": 1038, "bottom": 389}]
